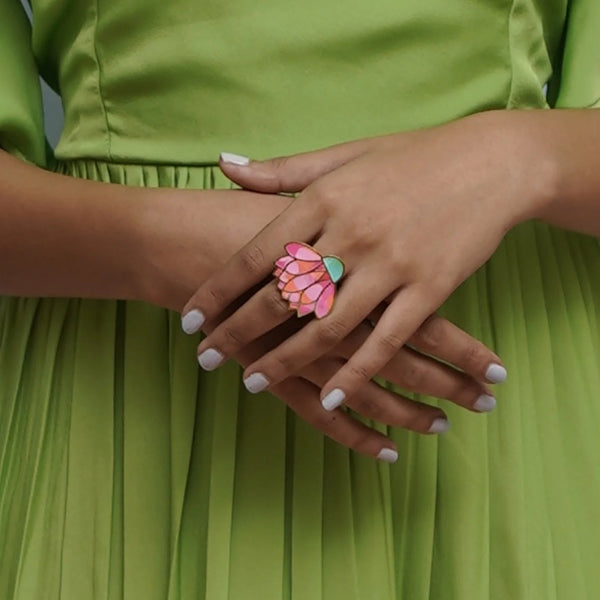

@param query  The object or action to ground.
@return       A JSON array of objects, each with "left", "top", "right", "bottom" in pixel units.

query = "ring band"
[{"left": 273, "top": 242, "right": 345, "bottom": 319}]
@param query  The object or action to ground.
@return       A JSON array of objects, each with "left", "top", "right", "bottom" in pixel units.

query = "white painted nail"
[
  {"left": 220, "top": 152, "right": 250, "bottom": 166},
  {"left": 181, "top": 309, "right": 205, "bottom": 334},
  {"left": 243, "top": 372, "right": 270, "bottom": 393},
  {"left": 428, "top": 418, "right": 450, "bottom": 434},
  {"left": 474, "top": 394, "right": 497, "bottom": 412},
  {"left": 486, "top": 363, "right": 507, "bottom": 383},
  {"left": 321, "top": 388, "right": 346, "bottom": 411},
  {"left": 377, "top": 448, "right": 399, "bottom": 463},
  {"left": 197, "top": 348, "right": 224, "bottom": 371}
]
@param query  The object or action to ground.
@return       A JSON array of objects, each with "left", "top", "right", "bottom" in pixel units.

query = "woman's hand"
[{"left": 181, "top": 111, "right": 534, "bottom": 410}]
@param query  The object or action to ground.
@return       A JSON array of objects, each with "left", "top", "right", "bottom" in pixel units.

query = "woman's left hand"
[{"left": 182, "top": 110, "right": 546, "bottom": 408}]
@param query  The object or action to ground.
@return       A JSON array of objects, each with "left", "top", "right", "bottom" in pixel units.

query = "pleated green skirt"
[{"left": 1, "top": 160, "right": 599, "bottom": 600}]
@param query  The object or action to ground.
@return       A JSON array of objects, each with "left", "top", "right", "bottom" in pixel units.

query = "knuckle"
[
  {"left": 207, "top": 285, "right": 226, "bottom": 307},
  {"left": 376, "top": 331, "right": 405, "bottom": 354},
  {"left": 270, "top": 155, "right": 291, "bottom": 173},
  {"left": 344, "top": 218, "right": 380, "bottom": 250},
  {"left": 410, "top": 278, "right": 449, "bottom": 310},
  {"left": 268, "top": 156, "right": 292, "bottom": 187},
  {"left": 348, "top": 429, "right": 376, "bottom": 454},
  {"left": 388, "top": 247, "right": 412, "bottom": 274},
  {"left": 414, "top": 314, "right": 446, "bottom": 349},
  {"left": 463, "top": 341, "right": 487, "bottom": 368},
  {"left": 240, "top": 244, "right": 266, "bottom": 275},
  {"left": 352, "top": 395, "right": 380, "bottom": 419},
  {"left": 269, "top": 351, "right": 296, "bottom": 376},
  {"left": 264, "top": 289, "right": 292, "bottom": 318},
  {"left": 220, "top": 325, "right": 246, "bottom": 348},
  {"left": 426, "top": 271, "right": 456, "bottom": 299},
  {"left": 347, "top": 362, "right": 372, "bottom": 383},
  {"left": 310, "top": 182, "right": 340, "bottom": 216},
  {"left": 316, "top": 318, "right": 347, "bottom": 347},
  {"left": 400, "top": 363, "right": 426, "bottom": 390}
]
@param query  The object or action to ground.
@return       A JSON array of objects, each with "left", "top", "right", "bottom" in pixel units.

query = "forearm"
[
  {"left": 0, "top": 150, "right": 153, "bottom": 298},
  {"left": 492, "top": 109, "right": 600, "bottom": 236},
  {"left": 0, "top": 150, "right": 224, "bottom": 302}
]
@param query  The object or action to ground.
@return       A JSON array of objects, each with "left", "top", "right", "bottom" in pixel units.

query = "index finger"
[{"left": 180, "top": 198, "right": 320, "bottom": 333}]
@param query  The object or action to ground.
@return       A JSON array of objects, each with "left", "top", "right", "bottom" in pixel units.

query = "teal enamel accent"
[{"left": 323, "top": 256, "right": 344, "bottom": 283}]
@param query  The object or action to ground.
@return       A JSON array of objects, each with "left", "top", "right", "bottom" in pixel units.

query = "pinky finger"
[{"left": 271, "top": 376, "right": 399, "bottom": 463}]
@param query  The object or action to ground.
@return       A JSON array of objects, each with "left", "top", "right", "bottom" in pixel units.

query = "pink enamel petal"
[
  {"left": 297, "top": 279, "right": 329, "bottom": 306},
  {"left": 279, "top": 271, "right": 295, "bottom": 283},
  {"left": 306, "top": 281, "right": 328, "bottom": 302},
  {"left": 285, "top": 242, "right": 322, "bottom": 261},
  {"left": 283, "top": 271, "right": 326, "bottom": 293},
  {"left": 297, "top": 303, "right": 315, "bottom": 317},
  {"left": 288, "top": 292, "right": 301, "bottom": 304},
  {"left": 315, "top": 283, "right": 335, "bottom": 318},
  {"left": 276, "top": 255, "right": 294, "bottom": 269},
  {"left": 285, "top": 259, "right": 322, "bottom": 276}
]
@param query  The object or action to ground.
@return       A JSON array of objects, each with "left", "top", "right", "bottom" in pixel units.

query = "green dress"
[{"left": 1, "top": 0, "right": 599, "bottom": 598}]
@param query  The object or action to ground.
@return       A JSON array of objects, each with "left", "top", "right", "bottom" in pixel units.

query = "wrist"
[
  {"left": 133, "top": 188, "right": 215, "bottom": 310},
  {"left": 135, "top": 189, "right": 293, "bottom": 311},
  {"left": 468, "top": 110, "right": 561, "bottom": 229}
]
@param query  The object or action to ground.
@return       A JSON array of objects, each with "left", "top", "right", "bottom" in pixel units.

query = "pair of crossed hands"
[{"left": 181, "top": 113, "right": 529, "bottom": 462}]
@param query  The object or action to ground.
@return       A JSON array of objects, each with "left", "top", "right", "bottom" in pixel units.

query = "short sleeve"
[
  {"left": 0, "top": 0, "right": 47, "bottom": 166},
  {"left": 549, "top": 0, "right": 600, "bottom": 109}
]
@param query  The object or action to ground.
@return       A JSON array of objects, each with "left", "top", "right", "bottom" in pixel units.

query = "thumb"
[{"left": 219, "top": 138, "right": 372, "bottom": 194}]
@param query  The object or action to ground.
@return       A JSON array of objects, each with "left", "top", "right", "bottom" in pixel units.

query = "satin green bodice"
[{"left": 3, "top": 0, "right": 599, "bottom": 166}]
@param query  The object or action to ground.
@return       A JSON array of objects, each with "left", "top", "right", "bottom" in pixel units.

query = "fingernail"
[
  {"left": 220, "top": 152, "right": 250, "bottom": 166},
  {"left": 474, "top": 394, "right": 496, "bottom": 412},
  {"left": 243, "top": 372, "right": 270, "bottom": 393},
  {"left": 181, "top": 309, "right": 205, "bottom": 334},
  {"left": 377, "top": 448, "right": 399, "bottom": 463},
  {"left": 428, "top": 418, "right": 450, "bottom": 434},
  {"left": 197, "top": 348, "right": 224, "bottom": 371},
  {"left": 321, "top": 388, "right": 345, "bottom": 411},
  {"left": 486, "top": 363, "right": 507, "bottom": 383}
]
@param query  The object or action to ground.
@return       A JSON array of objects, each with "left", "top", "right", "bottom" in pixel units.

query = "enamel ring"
[{"left": 273, "top": 242, "right": 345, "bottom": 319}]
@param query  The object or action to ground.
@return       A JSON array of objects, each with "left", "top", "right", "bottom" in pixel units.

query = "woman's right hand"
[{"left": 141, "top": 187, "right": 505, "bottom": 461}]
